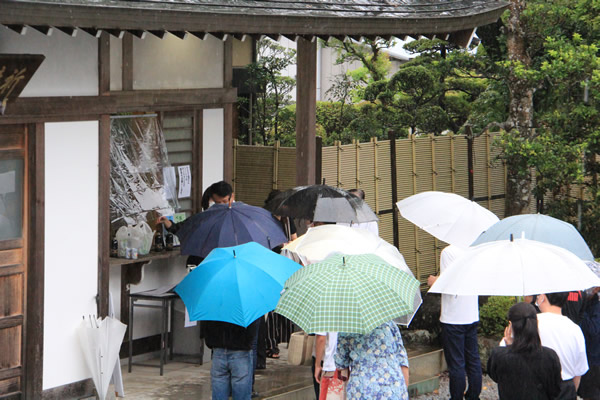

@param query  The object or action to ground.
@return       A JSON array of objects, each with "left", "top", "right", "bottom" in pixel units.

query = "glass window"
[{"left": 0, "top": 159, "right": 24, "bottom": 241}]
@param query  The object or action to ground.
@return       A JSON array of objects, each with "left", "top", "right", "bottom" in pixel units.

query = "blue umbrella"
[
  {"left": 176, "top": 201, "right": 288, "bottom": 258},
  {"left": 174, "top": 242, "right": 302, "bottom": 327},
  {"left": 471, "top": 214, "right": 594, "bottom": 260}
]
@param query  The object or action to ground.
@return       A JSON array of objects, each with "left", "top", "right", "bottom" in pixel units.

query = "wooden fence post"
[
  {"left": 273, "top": 140, "right": 280, "bottom": 190},
  {"left": 355, "top": 139, "right": 360, "bottom": 189},
  {"left": 373, "top": 137, "right": 380, "bottom": 214},
  {"left": 336, "top": 140, "right": 342, "bottom": 187},
  {"left": 388, "top": 131, "right": 399, "bottom": 249},
  {"left": 410, "top": 133, "right": 421, "bottom": 281},
  {"left": 466, "top": 125, "right": 474, "bottom": 200},
  {"left": 430, "top": 134, "right": 439, "bottom": 271},
  {"left": 315, "top": 136, "right": 323, "bottom": 185},
  {"left": 486, "top": 132, "right": 492, "bottom": 209},
  {"left": 450, "top": 132, "right": 456, "bottom": 192},
  {"left": 232, "top": 138, "right": 238, "bottom": 192}
]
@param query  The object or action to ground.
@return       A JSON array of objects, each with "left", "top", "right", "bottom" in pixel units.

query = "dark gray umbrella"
[{"left": 266, "top": 185, "right": 377, "bottom": 223}]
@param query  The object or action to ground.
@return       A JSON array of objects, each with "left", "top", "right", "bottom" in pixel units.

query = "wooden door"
[{"left": 0, "top": 124, "right": 27, "bottom": 399}]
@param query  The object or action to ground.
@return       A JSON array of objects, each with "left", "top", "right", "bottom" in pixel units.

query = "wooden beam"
[
  {"left": 24, "top": 122, "right": 44, "bottom": 399},
  {"left": 189, "top": 31, "right": 208, "bottom": 40},
  {"left": 55, "top": 26, "right": 77, "bottom": 37},
  {"left": 1, "top": 88, "right": 238, "bottom": 123},
  {"left": 147, "top": 30, "right": 166, "bottom": 39},
  {"left": 210, "top": 32, "right": 228, "bottom": 41},
  {"left": 98, "top": 32, "right": 110, "bottom": 95},
  {"left": 5, "top": 24, "right": 27, "bottom": 35},
  {"left": 80, "top": 27, "right": 102, "bottom": 38},
  {"left": 127, "top": 29, "right": 146, "bottom": 39},
  {"left": 0, "top": 2, "right": 508, "bottom": 37},
  {"left": 105, "top": 28, "right": 124, "bottom": 39},
  {"left": 169, "top": 31, "right": 188, "bottom": 40},
  {"left": 30, "top": 25, "right": 53, "bottom": 36},
  {"left": 223, "top": 38, "right": 233, "bottom": 89},
  {"left": 295, "top": 38, "right": 317, "bottom": 186},
  {"left": 97, "top": 115, "right": 110, "bottom": 318},
  {"left": 122, "top": 32, "right": 133, "bottom": 90}
]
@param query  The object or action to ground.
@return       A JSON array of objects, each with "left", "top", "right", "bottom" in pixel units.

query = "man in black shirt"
[{"left": 204, "top": 319, "right": 260, "bottom": 400}]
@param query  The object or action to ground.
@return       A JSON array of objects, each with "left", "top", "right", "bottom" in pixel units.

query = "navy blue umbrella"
[{"left": 176, "top": 202, "right": 288, "bottom": 258}]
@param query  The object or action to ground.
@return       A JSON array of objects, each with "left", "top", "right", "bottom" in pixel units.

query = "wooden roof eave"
[{"left": 0, "top": 1, "right": 508, "bottom": 37}]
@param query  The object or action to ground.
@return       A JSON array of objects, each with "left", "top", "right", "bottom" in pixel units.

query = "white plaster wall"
[
  {"left": 202, "top": 108, "right": 224, "bottom": 192},
  {"left": 43, "top": 121, "right": 99, "bottom": 390},
  {"left": 0, "top": 27, "right": 98, "bottom": 97},
  {"left": 132, "top": 33, "right": 224, "bottom": 90}
]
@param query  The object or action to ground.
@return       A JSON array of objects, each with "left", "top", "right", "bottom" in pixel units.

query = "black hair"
[
  {"left": 349, "top": 188, "right": 365, "bottom": 200},
  {"left": 264, "top": 190, "right": 281, "bottom": 207},
  {"left": 201, "top": 181, "right": 233, "bottom": 210},
  {"left": 508, "top": 302, "right": 541, "bottom": 354},
  {"left": 545, "top": 292, "right": 569, "bottom": 308}
]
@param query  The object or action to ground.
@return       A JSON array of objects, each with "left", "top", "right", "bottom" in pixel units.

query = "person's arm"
[
  {"left": 573, "top": 375, "right": 581, "bottom": 390},
  {"left": 427, "top": 275, "right": 438, "bottom": 286},
  {"left": 401, "top": 366, "right": 409, "bottom": 387},
  {"left": 314, "top": 335, "right": 326, "bottom": 383},
  {"left": 334, "top": 334, "right": 352, "bottom": 370},
  {"left": 157, "top": 216, "right": 183, "bottom": 234}
]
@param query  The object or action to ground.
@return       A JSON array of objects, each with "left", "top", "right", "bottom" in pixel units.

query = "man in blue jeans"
[
  {"left": 428, "top": 245, "right": 482, "bottom": 400},
  {"left": 204, "top": 318, "right": 260, "bottom": 400}
]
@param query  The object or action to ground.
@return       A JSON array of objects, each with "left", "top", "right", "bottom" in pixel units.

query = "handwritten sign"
[
  {"left": 0, "top": 54, "right": 45, "bottom": 115},
  {"left": 178, "top": 165, "right": 192, "bottom": 199}
]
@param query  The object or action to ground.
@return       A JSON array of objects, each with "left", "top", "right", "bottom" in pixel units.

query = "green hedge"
[{"left": 478, "top": 296, "right": 517, "bottom": 338}]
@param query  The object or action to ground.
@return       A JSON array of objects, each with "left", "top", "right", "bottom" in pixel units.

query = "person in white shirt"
[
  {"left": 313, "top": 332, "right": 339, "bottom": 399},
  {"left": 536, "top": 291, "right": 588, "bottom": 400},
  {"left": 428, "top": 245, "right": 482, "bottom": 400}
]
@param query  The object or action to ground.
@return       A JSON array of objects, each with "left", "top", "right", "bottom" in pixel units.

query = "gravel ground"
[{"left": 413, "top": 372, "right": 499, "bottom": 400}]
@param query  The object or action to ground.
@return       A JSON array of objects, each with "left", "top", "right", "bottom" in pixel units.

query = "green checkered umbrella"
[{"left": 275, "top": 253, "right": 421, "bottom": 334}]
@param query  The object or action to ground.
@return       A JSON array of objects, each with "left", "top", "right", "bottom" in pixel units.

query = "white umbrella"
[
  {"left": 282, "top": 224, "right": 421, "bottom": 325},
  {"left": 283, "top": 224, "right": 411, "bottom": 273},
  {"left": 397, "top": 191, "right": 499, "bottom": 248},
  {"left": 78, "top": 316, "right": 127, "bottom": 400},
  {"left": 429, "top": 238, "right": 600, "bottom": 296}
]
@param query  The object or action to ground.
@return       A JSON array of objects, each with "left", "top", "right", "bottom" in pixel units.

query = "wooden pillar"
[
  {"left": 295, "top": 38, "right": 317, "bottom": 186},
  {"left": 223, "top": 38, "right": 234, "bottom": 183},
  {"left": 98, "top": 115, "right": 110, "bottom": 317},
  {"left": 25, "top": 123, "right": 45, "bottom": 399}
]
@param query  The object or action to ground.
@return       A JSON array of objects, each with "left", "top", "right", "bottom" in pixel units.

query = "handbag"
[{"left": 319, "top": 369, "right": 348, "bottom": 400}]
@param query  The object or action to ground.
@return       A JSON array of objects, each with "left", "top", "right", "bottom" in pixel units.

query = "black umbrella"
[{"left": 265, "top": 185, "right": 377, "bottom": 223}]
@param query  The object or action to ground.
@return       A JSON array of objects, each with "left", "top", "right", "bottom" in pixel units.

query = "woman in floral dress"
[{"left": 334, "top": 320, "right": 409, "bottom": 399}]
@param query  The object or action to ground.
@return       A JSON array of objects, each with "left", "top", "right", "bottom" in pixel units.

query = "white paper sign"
[
  {"left": 163, "top": 167, "right": 177, "bottom": 200},
  {"left": 178, "top": 165, "right": 191, "bottom": 199},
  {"left": 184, "top": 308, "right": 197, "bottom": 327}
]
